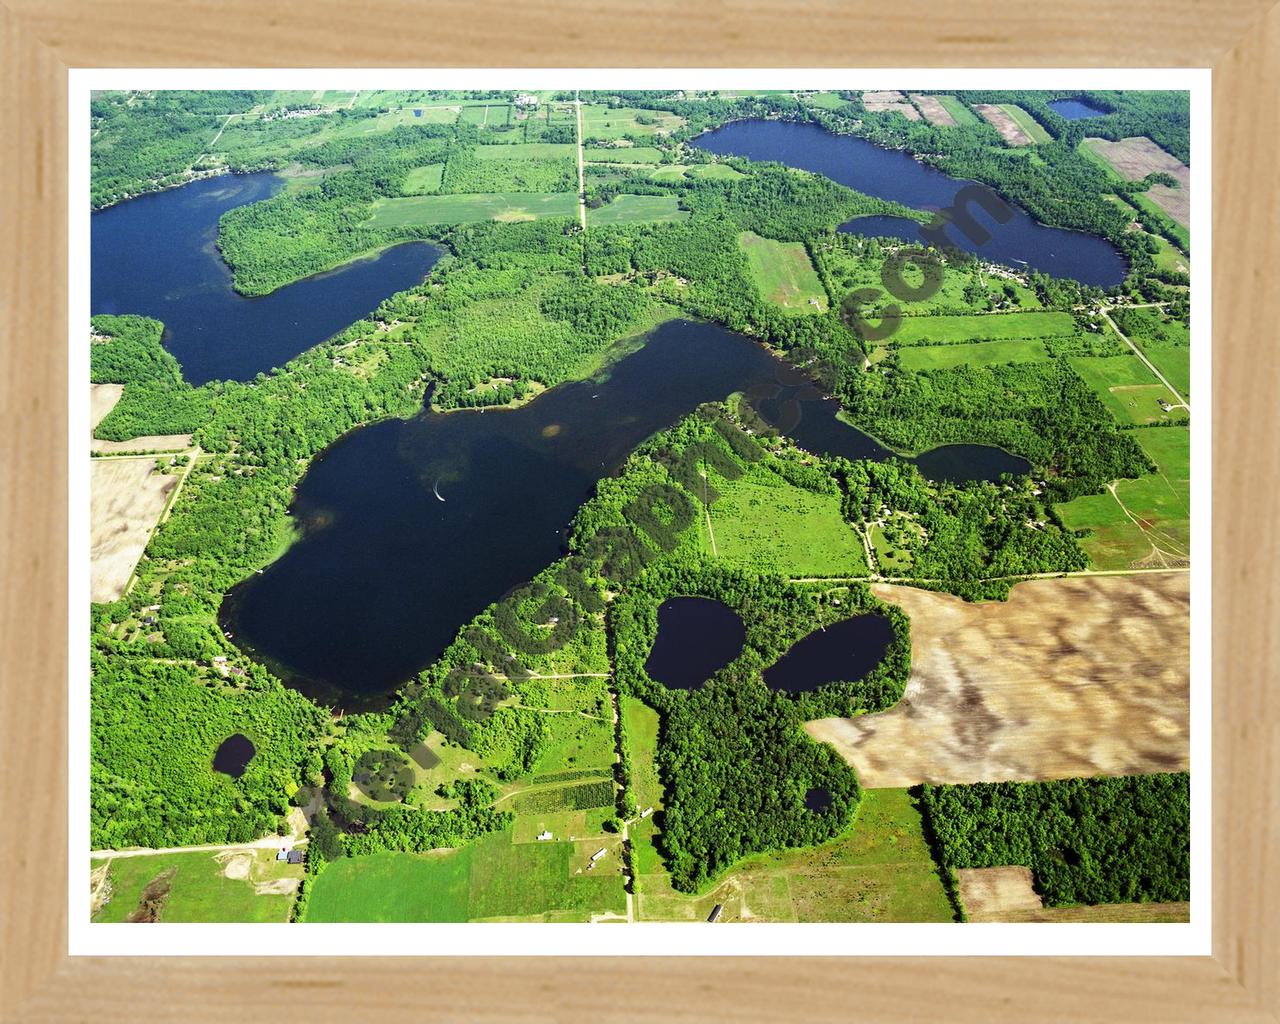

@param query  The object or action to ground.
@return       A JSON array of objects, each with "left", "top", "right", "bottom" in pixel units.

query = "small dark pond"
[
  {"left": 644, "top": 597, "right": 746, "bottom": 690},
  {"left": 691, "top": 119, "right": 1127, "bottom": 286},
  {"left": 1047, "top": 97, "right": 1110, "bottom": 120},
  {"left": 763, "top": 614, "right": 894, "bottom": 693},
  {"left": 805, "top": 787, "right": 833, "bottom": 814},
  {"left": 212, "top": 733, "right": 255, "bottom": 778},
  {"left": 90, "top": 173, "right": 441, "bottom": 385}
]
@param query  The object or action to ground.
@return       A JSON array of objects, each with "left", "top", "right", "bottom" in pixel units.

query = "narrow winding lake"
[
  {"left": 95, "top": 178, "right": 1031, "bottom": 706},
  {"left": 221, "top": 318, "right": 1029, "bottom": 705},
  {"left": 91, "top": 173, "right": 441, "bottom": 384},
  {"left": 691, "top": 120, "right": 1127, "bottom": 287},
  {"left": 644, "top": 598, "right": 746, "bottom": 690}
]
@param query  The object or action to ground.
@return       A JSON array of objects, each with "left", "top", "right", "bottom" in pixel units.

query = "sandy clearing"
[
  {"left": 90, "top": 458, "right": 177, "bottom": 602},
  {"left": 90, "top": 382, "right": 124, "bottom": 430},
  {"left": 973, "top": 104, "right": 1032, "bottom": 146},
  {"left": 218, "top": 852, "right": 253, "bottom": 880},
  {"left": 1084, "top": 136, "right": 1190, "bottom": 229},
  {"left": 909, "top": 93, "right": 957, "bottom": 127},
  {"left": 957, "top": 866, "right": 1190, "bottom": 922},
  {"left": 862, "top": 91, "right": 920, "bottom": 120},
  {"left": 92, "top": 433, "right": 194, "bottom": 454},
  {"left": 804, "top": 574, "right": 1189, "bottom": 788},
  {"left": 862, "top": 90, "right": 907, "bottom": 104},
  {"left": 90, "top": 382, "right": 193, "bottom": 452},
  {"left": 956, "top": 867, "right": 1043, "bottom": 919}
]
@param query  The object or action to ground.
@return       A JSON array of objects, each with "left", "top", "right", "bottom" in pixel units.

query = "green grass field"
[
  {"left": 688, "top": 162, "right": 745, "bottom": 180},
  {"left": 1000, "top": 104, "right": 1052, "bottom": 143},
  {"left": 403, "top": 163, "right": 444, "bottom": 194},
  {"left": 739, "top": 231, "right": 828, "bottom": 315},
  {"left": 475, "top": 142, "right": 576, "bottom": 160},
  {"left": 703, "top": 460, "right": 868, "bottom": 576},
  {"left": 1112, "top": 309, "right": 1191, "bottom": 399},
  {"left": 304, "top": 827, "right": 626, "bottom": 922},
  {"left": 936, "top": 95, "right": 979, "bottom": 125},
  {"left": 891, "top": 310, "right": 1075, "bottom": 346},
  {"left": 869, "top": 521, "right": 913, "bottom": 573},
  {"left": 588, "top": 194, "right": 688, "bottom": 226},
  {"left": 898, "top": 338, "right": 1050, "bottom": 370},
  {"left": 1056, "top": 426, "right": 1190, "bottom": 570},
  {"left": 1149, "top": 234, "right": 1190, "bottom": 275},
  {"left": 1068, "top": 355, "right": 1183, "bottom": 425},
  {"left": 820, "top": 246, "right": 1042, "bottom": 316},
  {"left": 460, "top": 104, "right": 512, "bottom": 127},
  {"left": 805, "top": 92, "right": 854, "bottom": 111},
  {"left": 580, "top": 105, "right": 683, "bottom": 139},
  {"left": 92, "top": 849, "right": 300, "bottom": 923},
  {"left": 366, "top": 192, "right": 577, "bottom": 227},
  {"left": 648, "top": 165, "right": 688, "bottom": 182},
  {"left": 584, "top": 146, "right": 664, "bottom": 164},
  {"left": 1131, "top": 190, "right": 1191, "bottom": 251},
  {"left": 622, "top": 697, "right": 663, "bottom": 816},
  {"left": 634, "top": 789, "right": 954, "bottom": 922}
]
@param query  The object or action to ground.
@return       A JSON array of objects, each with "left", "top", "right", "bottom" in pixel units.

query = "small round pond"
[
  {"left": 645, "top": 597, "right": 746, "bottom": 690},
  {"left": 212, "top": 733, "right": 255, "bottom": 778},
  {"left": 764, "top": 614, "right": 894, "bottom": 693},
  {"left": 805, "top": 787, "right": 833, "bottom": 814},
  {"left": 1047, "top": 97, "right": 1110, "bottom": 120}
]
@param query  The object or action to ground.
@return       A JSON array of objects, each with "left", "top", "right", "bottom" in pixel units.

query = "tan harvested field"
[
  {"left": 1084, "top": 136, "right": 1191, "bottom": 228},
  {"left": 862, "top": 90, "right": 920, "bottom": 120},
  {"left": 90, "top": 382, "right": 123, "bottom": 430},
  {"left": 804, "top": 574, "right": 1190, "bottom": 788},
  {"left": 973, "top": 104, "right": 1032, "bottom": 145},
  {"left": 91, "top": 457, "right": 177, "bottom": 602},
  {"left": 956, "top": 867, "right": 1043, "bottom": 919},
  {"left": 90, "top": 382, "right": 193, "bottom": 452},
  {"left": 909, "top": 93, "right": 956, "bottom": 127},
  {"left": 91, "top": 433, "right": 193, "bottom": 454},
  {"left": 957, "top": 866, "right": 1190, "bottom": 923}
]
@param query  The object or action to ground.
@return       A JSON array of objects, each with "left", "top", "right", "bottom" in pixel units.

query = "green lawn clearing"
[
  {"left": 588, "top": 194, "right": 688, "bottom": 226},
  {"left": 365, "top": 192, "right": 577, "bottom": 227},
  {"left": 739, "top": 231, "right": 828, "bottom": 315}
]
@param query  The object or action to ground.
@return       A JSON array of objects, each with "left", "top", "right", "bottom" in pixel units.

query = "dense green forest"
[
  {"left": 921, "top": 773, "right": 1191, "bottom": 905},
  {"left": 91, "top": 315, "right": 212, "bottom": 439},
  {"left": 90, "top": 91, "right": 269, "bottom": 208}
]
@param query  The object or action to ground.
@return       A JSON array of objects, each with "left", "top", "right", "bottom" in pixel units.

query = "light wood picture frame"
[{"left": 2, "top": 2, "right": 1276, "bottom": 1019}]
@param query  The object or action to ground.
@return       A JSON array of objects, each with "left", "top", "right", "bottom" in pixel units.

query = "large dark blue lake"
[
  {"left": 91, "top": 173, "right": 440, "bottom": 385},
  {"left": 221, "top": 318, "right": 1027, "bottom": 706},
  {"left": 691, "top": 119, "right": 1127, "bottom": 287}
]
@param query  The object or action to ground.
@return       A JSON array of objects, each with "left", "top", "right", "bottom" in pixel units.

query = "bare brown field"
[
  {"left": 90, "top": 382, "right": 123, "bottom": 430},
  {"left": 956, "top": 867, "right": 1043, "bottom": 919},
  {"left": 957, "top": 867, "right": 1190, "bottom": 922},
  {"left": 91, "top": 433, "right": 193, "bottom": 454},
  {"left": 973, "top": 104, "right": 1032, "bottom": 145},
  {"left": 1084, "top": 136, "right": 1191, "bottom": 228},
  {"left": 909, "top": 93, "right": 956, "bottom": 127},
  {"left": 862, "top": 90, "right": 920, "bottom": 120},
  {"left": 90, "top": 382, "right": 193, "bottom": 452},
  {"left": 804, "top": 574, "right": 1190, "bottom": 788},
  {"left": 91, "top": 457, "right": 177, "bottom": 602}
]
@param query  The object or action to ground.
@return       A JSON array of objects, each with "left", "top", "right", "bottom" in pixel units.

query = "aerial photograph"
[{"left": 87, "top": 86, "right": 1192, "bottom": 926}]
